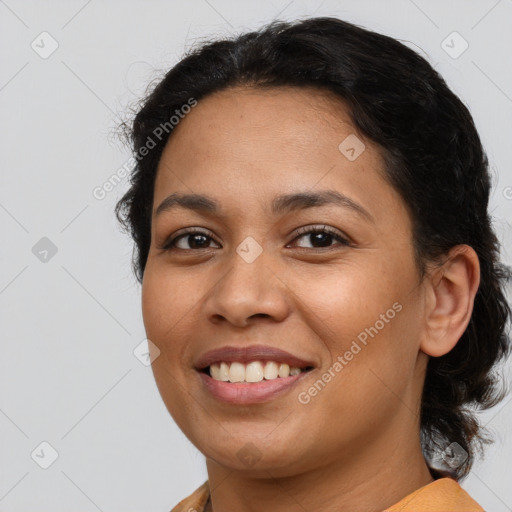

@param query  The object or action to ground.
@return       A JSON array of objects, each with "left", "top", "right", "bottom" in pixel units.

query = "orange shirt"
[{"left": 169, "top": 478, "right": 484, "bottom": 512}]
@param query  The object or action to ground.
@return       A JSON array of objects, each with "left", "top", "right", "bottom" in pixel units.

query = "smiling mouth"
[{"left": 199, "top": 360, "right": 315, "bottom": 383}]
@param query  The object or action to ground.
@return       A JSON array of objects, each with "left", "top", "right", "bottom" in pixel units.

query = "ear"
[{"left": 420, "top": 245, "right": 480, "bottom": 357}]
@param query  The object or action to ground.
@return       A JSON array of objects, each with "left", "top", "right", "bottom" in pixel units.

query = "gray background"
[{"left": 1, "top": 0, "right": 511, "bottom": 510}]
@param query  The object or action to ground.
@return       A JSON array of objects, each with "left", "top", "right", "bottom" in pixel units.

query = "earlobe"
[{"left": 420, "top": 245, "right": 481, "bottom": 358}]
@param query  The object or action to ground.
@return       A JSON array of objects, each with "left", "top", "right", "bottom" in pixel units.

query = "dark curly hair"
[{"left": 115, "top": 16, "right": 511, "bottom": 480}]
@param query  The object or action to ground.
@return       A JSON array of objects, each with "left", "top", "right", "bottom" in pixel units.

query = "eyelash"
[{"left": 160, "top": 225, "right": 351, "bottom": 252}]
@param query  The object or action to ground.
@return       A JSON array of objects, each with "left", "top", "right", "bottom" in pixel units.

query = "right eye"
[{"left": 161, "top": 228, "right": 221, "bottom": 251}]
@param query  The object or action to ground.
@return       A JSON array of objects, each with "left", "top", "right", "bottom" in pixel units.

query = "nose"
[{"left": 202, "top": 247, "right": 290, "bottom": 328}]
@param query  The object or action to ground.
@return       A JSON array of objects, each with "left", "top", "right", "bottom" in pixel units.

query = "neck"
[{"left": 205, "top": 430, "right": 434, "bottom": 512}]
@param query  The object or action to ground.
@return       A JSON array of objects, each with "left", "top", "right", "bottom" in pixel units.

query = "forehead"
[
  {"left": 153, "top": 85, "right": 402, "bottom": 222},
  {"left": 160, "top": 85, "right": 359, "bottom": 159}
]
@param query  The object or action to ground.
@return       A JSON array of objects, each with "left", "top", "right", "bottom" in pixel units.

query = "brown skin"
[{"left": 141, "top": 85, "right": 480, "bottom": 512}]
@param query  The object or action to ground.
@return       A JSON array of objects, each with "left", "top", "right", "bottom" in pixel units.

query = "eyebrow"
[{"left": 155, "top": 190, "right": 374, "bottom": 223}]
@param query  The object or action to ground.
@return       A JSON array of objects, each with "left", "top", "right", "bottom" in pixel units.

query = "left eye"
[{"left": 288, "top": 225, "right": 350, "bottom": 249}]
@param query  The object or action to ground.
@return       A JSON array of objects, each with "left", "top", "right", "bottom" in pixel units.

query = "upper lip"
[{"left": 194, "top": 344, "right": 316, "bottom": 370}]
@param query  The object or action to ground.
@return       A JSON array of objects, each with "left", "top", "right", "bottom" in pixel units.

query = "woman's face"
[{"left": 142, "top": 85, "right": 430, "bottom": 476}]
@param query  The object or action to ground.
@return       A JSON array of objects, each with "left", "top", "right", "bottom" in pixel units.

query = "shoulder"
[
  {"left": 386, "top": 477, "right": 484, "bottom": 511},
  {"left": 169, "top": 477, "right": 484, "bottom": 512},
  {"left": 169, "top": 480, "right": 210, "bottom": 512}
]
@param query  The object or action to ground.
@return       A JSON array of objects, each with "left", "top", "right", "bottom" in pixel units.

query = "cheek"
[
  {"left": 141, "top": 271, "right": 169, "bottom": 341},
  {"left": 141, "top": 267, "right": 194, "bottom": 357},
  {"left": 142, "top": 262, "right": 199, "bottom": 320},
  {"left": 142, "top": 269, "right": 202, "bottom": 428},
  {"left": 292, "top": 265, "right": 419, "bottom": 395},
  {"left": 287, "top": 262, "right": 398, "bottom": 343}
]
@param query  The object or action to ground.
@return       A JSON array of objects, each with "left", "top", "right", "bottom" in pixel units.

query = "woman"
[{"left": 116, "top": 16, "right": 511, "bottom": 512}]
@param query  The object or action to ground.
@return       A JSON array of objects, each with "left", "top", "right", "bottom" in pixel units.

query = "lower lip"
[{"left": 197, "top": 370, "right": 312, "bottom": 404}]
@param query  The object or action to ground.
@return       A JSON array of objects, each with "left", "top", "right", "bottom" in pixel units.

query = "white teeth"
[
  {"left": 263, "top": 361, "right": 278, "bottom": 380},
  {"left": 210, "top": 362, "right": 229, "bottom": 381},
  {"left": 278, "top": 363, "right": 290, "bottom": 378},
  {"left": 208, "top": 360, "right": 307, "bottom": 383},
  {"left": 219, "top": 362, "right": 230, "bottom": 381},
  {"left": 228, "top": 362, "right": 245, "bottom": 382},
  {"left": 245, "top": 361, "right": 264, "bottom": 382},
  {"left": 210, "top": 363, "right": 221, "bottom": 380}
]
